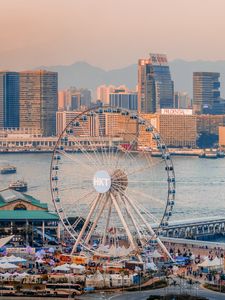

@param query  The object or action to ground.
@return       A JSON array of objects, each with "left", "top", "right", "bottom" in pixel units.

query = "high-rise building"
[
  {"left": 109, "top": 90, "right": 137, "bottom": 111},
  {"left": 20, "top": 70, "right": 58, "bottom": 136},
  {"left": 138, "top": 53, "right": 174, "bottom": 113},
  {"left": 193, "top": 72, "right": 220, "bottom": 114},
  {"left": 0, "top": 71, "right": 20, "bottom": 128}
]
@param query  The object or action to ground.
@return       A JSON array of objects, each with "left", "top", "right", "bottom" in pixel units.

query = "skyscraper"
[
  {"left": 138, "top": 53, "right": 174, "bottom": 113},
  {"left": 193, "top": 72, "right": 220, "bottom": 114},
  {"left": 0, "top": 71, "right": 20, "bottom": 128},
  {"left": 20, "top": 70, "right": 58, "bottom": 136}
]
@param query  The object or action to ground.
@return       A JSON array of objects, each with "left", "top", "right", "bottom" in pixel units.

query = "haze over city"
[
  {"left": 2, "top": 1, "right": 225, "bottom": 299},
  {"left": 1, "top": 0, "right": 225, "bottom": 70}
]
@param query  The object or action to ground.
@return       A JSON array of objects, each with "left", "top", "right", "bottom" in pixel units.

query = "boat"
[
  {"left": 9, "top": 180, "right": 28, "bottom": 192},
  {"left": 0, "top": 165, "right": 17, "bottom": 174}
]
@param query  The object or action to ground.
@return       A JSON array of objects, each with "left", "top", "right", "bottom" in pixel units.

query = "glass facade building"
[
  {"left": 138, "top": 53, "right": 174, "bottom": 113},
  {"left": 20, "top": 70, "right": 58, "bottom": 136},
  {"left": 193, "top": 72, "right": 221, "bottom": 114},
  {"left": 109, "top": 92, "right": 138, "bottom": 111},
  {"left": 0, "top": 72, "right": 20, "bottom": 128}
]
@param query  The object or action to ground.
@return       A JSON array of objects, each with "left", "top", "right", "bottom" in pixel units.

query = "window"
[{"left": 14, "top": 203, "right": 27, "bottom": 210}]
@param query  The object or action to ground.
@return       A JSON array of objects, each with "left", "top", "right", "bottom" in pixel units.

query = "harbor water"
[{"left": 1, "top": 153, "right": 225, "bottom": 241}]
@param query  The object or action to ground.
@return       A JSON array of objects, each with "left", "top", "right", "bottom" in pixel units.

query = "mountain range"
[{"left": 40, "top": 60, "right": 225, "bottom": 98}]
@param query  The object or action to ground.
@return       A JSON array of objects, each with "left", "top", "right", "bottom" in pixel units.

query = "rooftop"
[
  {"left": 0, "top": 210, "right": 59, "bottom": 221},
  {"left": 0, "top": 189, "right": 48, "bottom": 209}
]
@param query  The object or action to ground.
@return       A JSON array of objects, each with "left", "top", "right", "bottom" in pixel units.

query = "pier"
[{"left": 161, "top": 216, "right": 225, "bottom": 239}]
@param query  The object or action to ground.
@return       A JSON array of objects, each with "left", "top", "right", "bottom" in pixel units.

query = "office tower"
[
  {"left": 109, "top": 90, "right": 137, "bottom": 111},
  {"left": 96, "top": 85, "right": 129, "bottom": 104},
  {"left": 138, "top": 53, "right": 174, "bottom": 113},
  {"left": 0, "top": 71, "right": 20, "bottom": 128},
  {"left": 193, "top": 72, "right": 220, "bottom": 114},
  {"left": 174, "top": 92, "right": 192, "bottom": 109},
  {"left": 20, "top": 70, "right": 58, "bottom": 136}
]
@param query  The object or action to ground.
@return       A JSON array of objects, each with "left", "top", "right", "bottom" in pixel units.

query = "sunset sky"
[{"left": 0, "top": 0, "right": 225, "bottom": 70}]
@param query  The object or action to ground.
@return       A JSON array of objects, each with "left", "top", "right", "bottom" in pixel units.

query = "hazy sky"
[{"left": 0, "top": 0, "right": 225, "bottom": 70}]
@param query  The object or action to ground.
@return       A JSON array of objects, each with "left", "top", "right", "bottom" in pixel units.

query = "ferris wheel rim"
[{"left": 50, "top": 105, "right": 176, "bottom": 259}]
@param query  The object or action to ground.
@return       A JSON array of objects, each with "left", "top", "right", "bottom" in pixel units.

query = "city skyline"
[{"left": 1, "top": 0, "right": 225, "bottom": 70}]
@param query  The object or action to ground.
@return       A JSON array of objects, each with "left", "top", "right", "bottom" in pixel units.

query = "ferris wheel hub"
[
  {"left": 93, "top": 170, "right": 111, "bottom": 193},
  {"left": 111, "top": 169, "right": 128, "bottom": 192}
]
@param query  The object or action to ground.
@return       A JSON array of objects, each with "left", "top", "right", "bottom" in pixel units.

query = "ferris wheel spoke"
[
  {"left": 98, "top": 120, "right": 114, "bottom": 169},
  {"left": 122, "top": 192, "right": 173, "bottom": 260},
  {"left": 125, "top": 158, "right": 164, "bottom": 178},
  {"left": 127, "top": 188, "right": 165, "bottom": 207},
  {"left": 120, "top": 194, "right": 145, "bottom": 246},
  {"left": 114, "top": 130, "right": 139, "bottom": 171},
  {"left": 78, "top": 119, "right": 104, "bottom": 167},
  {"left": 71, "top": 193, "right": 102, "bottom": 254},
  {"left": 68, "top": 136, "right": 100, "bottom": 170},
  {"left": 102, "top": 198, "right": 112, "bottom": 246},
  {"left": 110, "top": 192, "right": 137, "bottom": 251},
  {"left": 84, "top": 193, "right": 109, "bottom": 245},
  {"left": 56, "top": 149, "right": 96, "bottom": 172}
]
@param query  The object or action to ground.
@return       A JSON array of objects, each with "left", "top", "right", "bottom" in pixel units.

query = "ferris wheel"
[{"left": 50, "top": 106, "right": 175, "bottom": 261}]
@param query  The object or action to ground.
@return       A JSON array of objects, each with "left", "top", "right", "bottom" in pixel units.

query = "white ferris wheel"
[{"left": 50, "top": 106, "right": 175, "bottom": 261}]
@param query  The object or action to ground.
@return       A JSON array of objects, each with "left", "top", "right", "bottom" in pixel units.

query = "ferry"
[
  {"left": 9, "top": 180, "right": 28, "bottom": 192},
  {"left": 0, "top": 165, "right": 17, "bottom": 174}
]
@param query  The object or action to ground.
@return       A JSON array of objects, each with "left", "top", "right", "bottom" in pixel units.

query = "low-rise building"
[{"left": 0, "top": 189, "right": 59, "bottom": 246}]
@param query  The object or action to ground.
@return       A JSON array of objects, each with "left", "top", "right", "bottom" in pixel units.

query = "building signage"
[
  {"left": 161, "top": 109, "right": 193, "bottom": 116},
  {"left": 150, "top": 53, "right": 168, "bottom": 66},
  {"left": 93, "top": 170, "right": 111, "bottom": 193}
]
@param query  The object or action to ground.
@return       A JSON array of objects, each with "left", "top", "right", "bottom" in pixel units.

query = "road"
[{"left": 77, "top": 285, "right": 225, "bottom": 300}]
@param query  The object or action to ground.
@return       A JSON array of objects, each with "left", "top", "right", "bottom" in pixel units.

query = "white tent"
[
  {"left": 0, "top": 257, "right": 9, "bottom": 263},
  {"left": 1, "top": 272, "right": 11, "bottom": 278},
  {"left": 86, "top": 270, "right": 105, "bottom": 288},
  {"left": 150, "top": 250, "right": 163, "bottom": 258},
  {"left": 198, "top": 257, "right": 212, "bottom": 268},
  {"left": 0, "top": 262, "right": 18, "bottom": 270},
  {"left": 198, "top": 257, "right": 223, "bottom": 270},
  {"left": 8, "top": 256, "right": 27, "bottom": 263},
  {"left": 53, "top": 264, "right": 70, "bottom": 272},
  {"left": 70, "top": 264, "right": 85, "bottom": 274},
  {"left": 0, "top": 235, "right": 14, "bottom": 248},
  {"left": 145, "top": 262, "right": 157, "bottom": 271}
]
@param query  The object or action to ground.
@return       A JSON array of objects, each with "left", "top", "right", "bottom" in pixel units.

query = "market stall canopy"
[
  {"left": 150, "top": 250, "right": 163, "bottom": 258},
  {"left": 0, "top": 262, "right": 18, "bottom": 269},
  {"left": 53, "top": 264, "right": 71, "bottom": 272},
  {"left": 0, "top": 235, "right": 14, "bottom": 248}
]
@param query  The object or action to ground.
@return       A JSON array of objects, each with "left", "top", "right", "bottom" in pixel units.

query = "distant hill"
[{"left": 40, "top": 60, "right": 225, "bottom": 98}]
